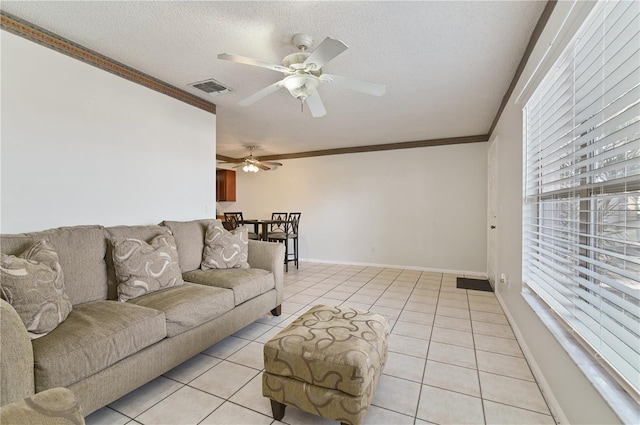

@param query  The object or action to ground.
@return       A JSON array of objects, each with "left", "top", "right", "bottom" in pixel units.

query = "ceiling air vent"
[{"left": 189, "top": 78, "right": 232, "bottom": 96}]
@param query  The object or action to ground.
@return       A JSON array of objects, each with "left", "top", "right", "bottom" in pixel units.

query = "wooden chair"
[
  {"left": 268, "top": 212, "right": 300, "bottom": 272},
  {"left": 223, "top": 212, "right": 260, "bottom": 240}
]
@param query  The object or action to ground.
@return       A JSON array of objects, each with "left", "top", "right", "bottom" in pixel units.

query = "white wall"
[
  {"left": 220, "top": 142, "right": 487, "bottom": 274},
  {"left": 1, "top": 32, "right": 216, "bottom": 234},
  {"left": 489, "top": 1, "right": 620, "bottom": 423}
]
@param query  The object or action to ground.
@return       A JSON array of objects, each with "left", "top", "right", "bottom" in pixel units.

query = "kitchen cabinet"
[{"left": 216, "top": 169, "right": 236, "bottom": 202}]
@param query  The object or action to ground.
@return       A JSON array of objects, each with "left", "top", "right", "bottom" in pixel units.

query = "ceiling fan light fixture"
[
  {"left": 283, "top": 74, "right": 320, "bottom": 101},
  {"left": 243, "top": 163, "right": 259, "bottom": 173}
]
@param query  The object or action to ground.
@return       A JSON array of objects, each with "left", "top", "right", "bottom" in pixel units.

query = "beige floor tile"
[
  {"left": 280, "top": 301, "right": 309, "bottom": 315},
  {"left": 202, "top": 336, "right": 250, "bottom": 359},
  {"left": 136, "top": 386, "right": 223, "bottom": 425},
  {"left": 469, "top": 301, "right": 504, "bottom": 314},
  {"left": 232, "top": 322, "right": 274, "bottom": 340},
  {"left": 412, "top": 288, "right": 440, "bottom": 298},
  {"left": 389, "top": 334, "right": 430, "bottom": 358},
  {"left": 439, "top": 292, "right": 468, "bottom": 302},
  {"left": 256, "top": 326, "right": 284, "bottom": 343},
  {"left": 85, "top": 407, "right": 130, "bottom": 425},
  {"left": 384, "top": 291, "right": 412, "bottom": 301},
  {"left": 228, "top": 374, "right": 273, "bottom": 417},
  {"left": 434, "top": 315, "right": 472, "bottom": 332},
  {"left": 404, "top": 301, "right": 437, "bottom": 314},
  {"left": 371, "top": 375, "right": 422, "bottom": 416},
  {"left": 255, "top": 312, "right": 292, "bottom": 326},
  {"left": 369, "top": 305, "right": 402, "bottom": 320},
  {"left": 483, "top": 400, "right": 556, "bottom": 425},
  {"left": 479, "top": 372, "right": 550, "bottom": 414},
  {"left": 474, "top": 334, "right": 523, "bottom": 357},
  {"left": 476, "top": 350, "right": 534, "bottom": 381},
  {"left": 226, "top": 341, "right": 265, "bottom": 370},
  {"left": 471, "top": 310, "right": 508, "bottom": 325},
  {"left": 323, "top": 290, "right": 351, "bottom": 300},
  {"left": 375, "top": 297, "right": 407, "bottom": 309},
  {"left": 468, "top": 294, "right": 499, "bottom": 305},
  {"left": 357, "top": 288, "right": 385, "bottom": 297},
  {"left": 431, "top": 327, "right": 474, "bottom": 348},
  {"left": 437, "top": 298, "right": 469, "bottom": 309},
  {"left": 417, "top": 385, "right": 484, "bottom": 425},
  {"left": 163, "top": 353, "right": 221, "bottom": 384},
  {"left": 473, "top": 321, "right": 515, "bottom": 339},
  {"left": 427, "top": 341, "right": 477, "bottom": 369},
  {"left": 349, "top": 293, "right": 380, "bottom": 304},
  {"left": 286, "top": 293, "right": 318, "bottom": 305},
  {"left": 190, "top": 360, "right": 260, "bottom": 399},
  {"left": 362, "top": 405, "right": 414, "bottom": 424},
  {"left": 200, "top": 401, "right": 273, "bottom": 425},
  {"left": 275, "top": 314, "right": 300, "bottom": 328},
  {"left": 392, "top": 321, "right": 432, "bottom": 340},
  {"left": 398, "top": 310, "right": 435, "bottom": 325},
  {"left": 436, "top": 305, "right": 471, "bottom": 319},
  {"left": 311, "top": 297, "right": 342, "bottom": 307},
  {"left": 409, "top": 294, "right": 439, "bottom": 304},
  {"left": 109, "top": 376, "right": 182, "bottom": 418},
  {"left": 384, "top": 351, "right": 426, "bottom": 382},
  {"left": 341, "top": 301, "right": 373, "bottom": 311},
  {"left": 423, "top": 359, "right": 480, "bottom": 397}
]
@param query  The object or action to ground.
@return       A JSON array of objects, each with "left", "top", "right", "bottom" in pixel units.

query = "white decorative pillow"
[
  {"left": 201, "top": 221, "right": 249, "bottom": 270},
  {"left": 112, "top": 234, "right": 184, "bottom": 302},
  {"left": 0, "top": 239, "right": 72, "bottom": 338}
]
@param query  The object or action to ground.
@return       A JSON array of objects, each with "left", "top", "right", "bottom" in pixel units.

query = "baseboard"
[
  {"left": 494, "top": 291, "right": 568, "bottom": 425},
  {"left": 298, "top": 257, "right": 487, "bottom": 278}
]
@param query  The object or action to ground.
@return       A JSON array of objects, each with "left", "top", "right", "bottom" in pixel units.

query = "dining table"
[{"left": 244, "top": 219, "right": 290, "bottom": 241}]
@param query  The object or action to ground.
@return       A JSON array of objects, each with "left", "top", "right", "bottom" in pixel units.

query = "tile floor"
[{"left": 85, "top": 263, "right": 556, "bottom": 425}]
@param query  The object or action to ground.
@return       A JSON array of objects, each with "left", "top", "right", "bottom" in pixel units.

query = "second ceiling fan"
[{"left": 218, "top": 33, "right": 386, "bottom": 118}]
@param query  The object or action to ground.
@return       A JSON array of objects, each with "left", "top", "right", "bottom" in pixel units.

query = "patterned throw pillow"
[
  {"left": 112, "top": 234, "right": 184, "bottom": 302},
  {"left": 201, "top": 221, "right": 249, "bottom": 270},
  {"left": 0, "top": 239, "right": 72, "bottom": 337}
]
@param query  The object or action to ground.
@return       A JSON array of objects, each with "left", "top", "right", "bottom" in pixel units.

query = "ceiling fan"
[
  {"left": 218, "top": 33, "right": 386, "bottom": 117},
  {"left": 232, "top": 146, "right": 283, "bottom": 172}
]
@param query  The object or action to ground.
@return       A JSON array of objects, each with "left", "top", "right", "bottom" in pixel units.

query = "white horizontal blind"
[{"left": 523, "top": 0, "right": 640, "bottom": 395}]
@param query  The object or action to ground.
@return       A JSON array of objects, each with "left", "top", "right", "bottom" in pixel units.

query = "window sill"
[{"left": 521, "top": 288, "right": 640, "bottom": 424}]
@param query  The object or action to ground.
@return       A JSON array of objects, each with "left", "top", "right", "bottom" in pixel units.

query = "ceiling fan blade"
[
  {"left": 239, "top": 81, "right": 283, "bottom": 106},
  {"left": 306, "top": 92, "right": 327, "bottom": 118},
  {"left": 303, "top": 37, "right": 348, "bottom": 70},
  {"left": 256, "top": 162, "right": 271, "bottom": 171},
  {"left": 217, "top": 53, "right": 290, "bottom": 73},
  {"left": 321, "top": 74, "right": 386, "bottom": 96},
  {"left": 233, "top": 163, "right": 245, "bottom": 169},
  {"left": 264, "top": 161, "right": 283, "bottom": 167}
]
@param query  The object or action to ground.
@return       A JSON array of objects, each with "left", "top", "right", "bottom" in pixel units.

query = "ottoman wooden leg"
[{"left": 270, "top": 399, "right": 286, "bottom": 420}]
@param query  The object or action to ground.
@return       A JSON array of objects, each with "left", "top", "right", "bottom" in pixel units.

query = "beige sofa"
[{"left": 0, "top": 219, "right": 285, "bottom": 416}]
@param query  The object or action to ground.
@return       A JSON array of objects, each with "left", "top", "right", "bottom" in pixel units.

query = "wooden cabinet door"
[{"left": 216, "top": 169, "right": 236, "bottom": 202}]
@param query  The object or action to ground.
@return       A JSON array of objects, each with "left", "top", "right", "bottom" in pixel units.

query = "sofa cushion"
[
  {"left": 183, "top": 268, "right": 274, "bottom": 306},
  {"left": 112, "top": 234, "right": 184, "bottom": 302},
  {"left": 1, "top": 226, "right": 107, "bottom": 305},
  {"left": 0, "top": 239, "right": 72, "bottom": 337},
  {"left": 31, "top": 300, "right": 166, "bottom": 391},
  {"left": 105, "top": 225, "right": 174, "bottom": 301},
  {"left": 201, "top": 222, "right": 249, "bottom": 270},
  {"left": 126, "top": 283, "right": 234, "bottom": 337},
  {"left": 160, "top": 219, "right": 219, "bottom": 272}
]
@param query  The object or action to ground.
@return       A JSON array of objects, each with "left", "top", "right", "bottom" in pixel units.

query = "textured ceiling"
[{"left": 1, "top": 1, "right": 547, "bottom": 159}]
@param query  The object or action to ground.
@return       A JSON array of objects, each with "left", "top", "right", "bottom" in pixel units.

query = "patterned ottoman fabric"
[{"left": 263, "top": 305, "right": 390, "bottom": 425}]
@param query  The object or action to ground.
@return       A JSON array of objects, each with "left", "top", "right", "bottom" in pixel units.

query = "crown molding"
[{"left": 1, "top": 11, "right": 216, "bottom": 115}]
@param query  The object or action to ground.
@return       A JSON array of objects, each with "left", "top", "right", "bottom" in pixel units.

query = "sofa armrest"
[
  {"left": 1, "top": 299, "right": 35, "bottom": 406},
  {"left": 247, "top": 240, "right": 285, "bottom": 306},
  {"left": 0, "top": 387, "right": 84, "bottom": 425}
]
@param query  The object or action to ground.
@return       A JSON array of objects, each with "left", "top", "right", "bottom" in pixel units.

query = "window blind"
[{"left": 523, "top": 0, "right": 640, "bottom": 395}]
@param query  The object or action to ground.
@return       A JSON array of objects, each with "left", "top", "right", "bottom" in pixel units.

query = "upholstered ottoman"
[{"left": 263, "top": 305, "right": 390, "bottom": 425}]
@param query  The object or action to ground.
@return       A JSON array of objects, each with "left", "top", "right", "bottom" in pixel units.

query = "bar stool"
[
  {"left": 268, "top": 212, "right": 300, "bottom": 272},
  {"left": 223, "top": 212, "right": 260, "bottom": 240}
]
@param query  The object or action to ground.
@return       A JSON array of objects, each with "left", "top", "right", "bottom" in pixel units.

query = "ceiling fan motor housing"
[{"left": 292, "top": 33, "right": 314, "bottom": 51}]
